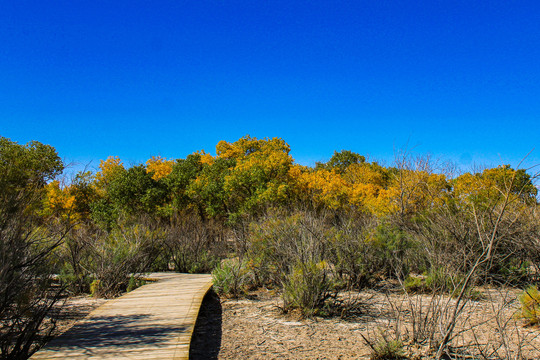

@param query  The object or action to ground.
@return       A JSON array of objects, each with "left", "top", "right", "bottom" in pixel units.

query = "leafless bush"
[
  {"left": 386, "top": 151, "right": 540, "bottom": 358},
  {"left": 83, "top": 222, "right": 161, "bottom": 298},
  {"left": 462, "top": 288, "right": 540, "bottom": 360},
  {"left": 163, "top": 212, "right": 225, "bottom": 273},
  {"left": 56, "top": 225, "right": 93, "bottom": 294},
  {"left": 247, "top": 209, "right": 334, "bottom": 288},
  {"left": 0, "top": 222, "right": 66, "bottom": 359},
  {"left": 363, "top": 285, "right": 540, "bottom": 359}
]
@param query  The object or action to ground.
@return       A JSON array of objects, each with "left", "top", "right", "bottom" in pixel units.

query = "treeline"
[
  {"left": 45, "top": 135, "right": 538, "bottom": 224},
  {"left": 1, "top": 135, "right": 539, "bottom": 358}
]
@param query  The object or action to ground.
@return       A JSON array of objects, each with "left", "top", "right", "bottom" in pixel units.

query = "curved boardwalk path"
[{"left": 32, "top": 273, "right": 213, "bottom": 360}]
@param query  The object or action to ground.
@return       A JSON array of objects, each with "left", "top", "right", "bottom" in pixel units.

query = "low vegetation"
[
  {"left": 519, "top": 286, "right": 540, "bottom": 326},
  {"left": 0, "top": 134, "right": 539, "bottom": 359}
]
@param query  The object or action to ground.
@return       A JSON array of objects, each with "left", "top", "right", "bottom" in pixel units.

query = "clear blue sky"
[{"left": 1, "top": 1, "right": 539, "bottom": 173}]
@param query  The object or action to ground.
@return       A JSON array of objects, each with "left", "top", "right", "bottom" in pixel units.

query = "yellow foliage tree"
[
  {"left": 388, "top": 169, "right": 449, "bottom": 216},
  {"left": 452, "top": 172, "right": 493, "bottom": 203},
  {"left": 194, "top": 150, "right": 215, "bottom": 166},
  {"left": 146, "top": 156, "right": 174, "bottom": 180},
  {"left": 450, "top": 166, "right": 536, "bottom": 212},
  {"left": 95, "top": 156, "right": 124, "bottom": 188},
  {"left": 43, "top": 180, "right": 77, "bottom": 221},
  {"left": 343, "top": 163, "right": 395, "bottom": 215},
  {"left": 215, "top": 136, "right": 294, "bottom": 215},
  {"left": 292, "top": 167, "right": 349, "bottom": 210}
]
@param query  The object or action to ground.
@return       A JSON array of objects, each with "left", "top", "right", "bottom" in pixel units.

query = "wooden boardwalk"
[{"left": 31, "top": 273, "right": 213, "bottom": 360}]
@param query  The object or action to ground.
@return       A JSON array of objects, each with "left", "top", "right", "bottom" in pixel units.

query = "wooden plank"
[{"left": 31, "top": 273, "right": 212, "bottom": 360}]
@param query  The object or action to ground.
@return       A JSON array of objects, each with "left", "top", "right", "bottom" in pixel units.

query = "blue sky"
[{"left": 1, "top": 1, "right": 539, "bottom": 173}]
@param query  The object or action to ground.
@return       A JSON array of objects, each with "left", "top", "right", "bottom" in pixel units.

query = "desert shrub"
[
  {"left": 54, "top": 226, "right": 94, "bottom": 294},
  {"left": 126, "top": 276, "right": 147, "bottom": 292},
  {"left": 403, "top": 275, "right": 424, "bottom": 293},
  {"left": 490, "top": 259, "right": 533, "bottom": 286},
  {"left": 330, "top": 216, "right": 376, "bottom": 289},
  {"left": 282, "top": 260, "right": 334, "bottom": 317},
  {"left": 406, "top": 179, "right": 540, "bottom": 289},
  {"left": 244, "top": 253, "right": 277, "bottom": 289},
  {"left": 0, "top": 137, "right": 66, "bottom": 359},
  {"left": 247, "top": 213, "right": 302, "bottom": 286},
  {"left": 371, "top": 338, "right": 406, "bottom": 360},
  {"left": 369, "top": 223, "right": 418, "bottom": 279},
  {"left": 424, "top": 267, "right": 464, "bottom": 296},
  {"left": 58, "top": 262, "right": 92, "bottom": 294},
  {"left": 211, "top": 258, "right": 251, "bottom": 297},
  {"left": 89, "top": 279, "right": 101, "bottom": 297},
  {"left": 55, "top": 220, "right": 161, "bottom": 296},
  {"left": 84, "top": 224, "right": 160, "bottom": 298},
  {"left": 519, "top": 285, "right": 540, "bottom": 325},
  {"left": 247, "top": 210, "right": 334, "bottom": 288},
  {"left": 330, "top": 217, "right": 420, "bottom": 289},
  {"left": 163, "top": 213, "right": 223, "bottom": 273},
  {"left": 403, "top": 267, "right": 468, "bottom": 297}
]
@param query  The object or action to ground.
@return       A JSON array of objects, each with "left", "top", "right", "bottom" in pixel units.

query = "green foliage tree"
[
  {"left": 107, "top": 164, "right": 168, "bottom": 216},
  {"left": 215, "top": 136, "right": 293, "bottom": 220},
  {"left": 316, "top": 150, "right": 366, "bottom": 173},
  {"left": 70, "top": 171, "right": 99, "bottom": 220},
  {"left": 188, "top": 157, "right": 234, "bottom": 218},
  {"left": 166, "top": 153, "right": 204, "bottom": 211}
]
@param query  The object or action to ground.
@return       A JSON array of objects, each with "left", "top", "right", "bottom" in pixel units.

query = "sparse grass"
[
  {"left": 371, "top": 338, "right": 407, "bottom": 360},
  {"left": 519, "top": 285, "right": 540, "bottom": 326}
]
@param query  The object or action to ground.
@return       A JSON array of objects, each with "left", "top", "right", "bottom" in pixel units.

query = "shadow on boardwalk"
[
  {"left": 32, "top": 273, "right": 213, "bottom": 359},
  {"left": 43, "top": 313, "right": 188, "bottom": 350},
  {"left": 189, "top": 290, "right": 222, "bottom": 360}
]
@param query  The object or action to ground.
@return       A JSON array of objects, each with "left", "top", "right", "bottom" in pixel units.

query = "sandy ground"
[
  {"left": 45, "top": 295, "right": 107, "bottom": 339},
  {"left": 190, "top": 288, "right": 540, "bottom": 360},
  {"left": 37, "top": 286, "right": 540, "bottom": 359}
]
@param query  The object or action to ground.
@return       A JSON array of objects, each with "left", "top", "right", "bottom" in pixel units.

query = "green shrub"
[
  {"left": 465, "top": 287, "right": 485, "bottom": 301},
  {"left": 331, "top": 221, "right": 377, "bottom": 290},
  {"left": 187, "top": 250, "right": 220, "bottom": 273},
  {"left": 404, "top": 269, "right": 482, "bottom": 299},
  {"left": 212, "top": 258, "right": 251, "bottom": 297},
  {"left": 371, "top": 338, "right": 406, "bottom": 360},
  {"left": 519, "top": 285, "right": 540, "bottom": 325},
  {"left": 282, "top": 260, "right": 334, "bottom": 317},
  {"left": 245, "top": 253, "right": 277, "bottom": 288},
  {"left": 85, "top": 224, "right": 158, "bottom": 298},
  {"left": 126, "top": 276, "right": 147, "bottom": 292},
  {"left": 90, "top": 279, "right": 101, "bottom": 297},
  {"left": 493, "top": 259, "right": 532, "bottom": 286},
  {"left": 247, "top": 211, "right": 335, "bottom": 288},
  {"left": 58, "top": 263, "right": 92, "bottom": 294},
  {"left": 370, "top": 223, "right": 418, "bottom": 279},
  {"left": 247, "top": 213, "right": 305, "bottom": 286},
  {"left": 403, "top": 275, "right": 424, "bottom": 293},
  {"left": 425, "top": 267, "right": 464, "bottom": 296}
]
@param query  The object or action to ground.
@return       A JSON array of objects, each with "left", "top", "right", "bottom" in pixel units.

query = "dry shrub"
[
  {"left": 331, "top": 216, "right": 416, "bottom": 289},
  {"left": 163, "top": 212, "right": 224, "bottom": 273},
  {"left": 282, "top": 260, "right": 334, "bottom": 316},
  {"left": 84, "top": 223, "right": 160, "bottom": 298},
  {"left": 0, "top": 137, "right": 65, "bottom": 359},
  {"left": 247, "top": 210, "right": 333, "bottom": 288},
  {"left": 211, "top": 258, "right": 251, "bottom": 297}
]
